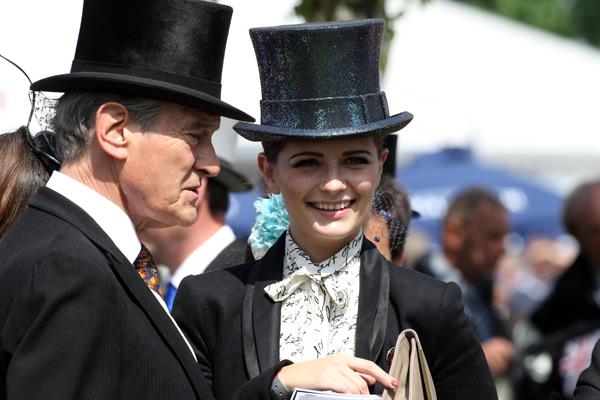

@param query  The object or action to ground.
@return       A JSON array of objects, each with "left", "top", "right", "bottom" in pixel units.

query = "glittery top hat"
[
  {"left": 233, "top": 19, "right": 412, "bottom": 141},
  {"left": 31, "top": 0, "right": 254, "bottom": 122}
]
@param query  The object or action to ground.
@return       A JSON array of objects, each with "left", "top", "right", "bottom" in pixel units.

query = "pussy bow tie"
[{"left": 264, "top": 263, "right": 351, "bottom": 307}]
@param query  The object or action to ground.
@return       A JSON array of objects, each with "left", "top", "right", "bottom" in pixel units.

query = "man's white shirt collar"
[
  {"left": 170, "top": 225, "right": 236, "bottom": 288},
  {"left": 45, "top": 171, "right": 197, "bottom": 359},
  {"left": 46, "top": 171, "right": 140, "bottom": 262}
]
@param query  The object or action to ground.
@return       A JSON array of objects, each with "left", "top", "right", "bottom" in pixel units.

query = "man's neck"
[{"left": 60, "top": 156, "right": 124, "bottom": 213}]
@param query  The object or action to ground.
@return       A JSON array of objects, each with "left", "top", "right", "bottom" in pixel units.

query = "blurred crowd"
[{"left": 398, "top": 181, "right": 600, "bottom": 400}]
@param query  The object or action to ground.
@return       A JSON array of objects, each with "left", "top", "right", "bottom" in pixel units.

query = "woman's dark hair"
[
  {"left": 0, "top": 126, "right": 50, "bottom": 238},
  {"left": 261, "top": 133, "right": 387, "bottom": 163}
]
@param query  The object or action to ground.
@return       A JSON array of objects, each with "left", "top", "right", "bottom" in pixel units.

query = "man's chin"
[
  {"left": 157, "top": 208, "right": 198, "bottom": 228},
  {"left": 174, "top": 211, "right": 198, "bottom": 227}
]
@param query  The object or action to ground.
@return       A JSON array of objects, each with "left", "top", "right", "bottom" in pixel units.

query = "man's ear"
[
  {"left": 95, "top": 102, "right": 130, "bottom": 160},
  {"left": 257, "top": 153, "right": 280, "bottom": 194}
]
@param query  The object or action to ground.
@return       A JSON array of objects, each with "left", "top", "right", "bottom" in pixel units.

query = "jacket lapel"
[
  {"left": 240, "top": 236, "right": 390, "bottom": 375},
  {"left": 355, "top": 240, "right": 390, "bottom": 362},
  {"left": 105, "top": 252, "right": 213, "bottom": 398},
  {"left": 242, "top": 235, "right": 285, "bottom": 377},
  {"left": 30, "top": 188, "right": 212, "bottom": 399}
]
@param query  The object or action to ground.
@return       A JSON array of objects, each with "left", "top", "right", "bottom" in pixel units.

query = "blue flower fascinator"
[{"left": 248, "top": 193, "right": 289, "bottom": 260}]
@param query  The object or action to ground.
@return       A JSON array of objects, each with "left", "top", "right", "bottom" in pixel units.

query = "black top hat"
[
  {"left": 30, "top": 0, "right": 254, "bottom": 122},
  {"left": 212, "top": 158, "right": 253, "bottom": 193},
  {"left": 234, "top": 19, "right": 412, "bottom": 141}
]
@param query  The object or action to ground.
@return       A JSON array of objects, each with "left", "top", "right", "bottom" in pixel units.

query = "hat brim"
[
  {"left": 212, "top": 160, "right": 253, "bottom": 192},
  {"left": 31, "top": 72, "right": 255, "bottom": 122},
  {"left": 233, "top": 111, "right": 413, "bottom": 142}
]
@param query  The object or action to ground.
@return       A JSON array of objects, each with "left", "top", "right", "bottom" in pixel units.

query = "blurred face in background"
[
  {"left": 572, "top": 187, "right": 600, "bottom": 267},
  {"left": 456, "top": 203, "right": 509, "bottom": 284}
]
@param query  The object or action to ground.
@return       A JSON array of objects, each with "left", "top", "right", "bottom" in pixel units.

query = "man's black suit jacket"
[
  {"left": 574, "top": 338, "right": 600, "bottom": 399},
  {"left": 532, "top": 253, "right": 600, "bottom": 335},
  {"left": 172, "top": 236, "right": 498, "bottom": 400},
  {"left": 0, "top": 188, "right": 213, "bottom": 400}
]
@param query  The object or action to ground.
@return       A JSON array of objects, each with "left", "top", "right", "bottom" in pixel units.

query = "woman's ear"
[
  {"left": 95, "top": 102, "right": 130, "bottom": 160},
  {"left": 257, "top": 153, "right": 280, "bottom": 194},
  {"left": 379, "top": 148, "right": 389, "bottom": 176},
  {"left": 375, "top": 148, "right": 389, "bottom": 187}
]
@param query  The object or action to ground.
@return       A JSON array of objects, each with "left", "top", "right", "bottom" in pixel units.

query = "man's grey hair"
[{"left": 52, "top": 92, "right": 163, "bottom": 162}]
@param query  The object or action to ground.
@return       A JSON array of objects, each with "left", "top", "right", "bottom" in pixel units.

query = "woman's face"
[{"left": 259, "top": 136, "right": 387, "bottom": 261}]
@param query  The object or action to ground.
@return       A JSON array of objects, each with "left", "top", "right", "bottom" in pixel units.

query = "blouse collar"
[{"left": 284, "top": 230, "right": 364, "bottom": 278}]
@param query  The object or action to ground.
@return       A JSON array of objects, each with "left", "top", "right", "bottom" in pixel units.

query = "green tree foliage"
[{"left": 453, "top": 0, "right": 600, "bottom": 47}]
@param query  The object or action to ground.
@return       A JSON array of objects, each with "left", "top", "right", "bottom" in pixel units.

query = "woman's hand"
[{"left": 277, "top": 354, "right": 398, "bottom": 395}]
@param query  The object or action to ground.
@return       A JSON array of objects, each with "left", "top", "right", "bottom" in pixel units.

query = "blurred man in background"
[
  {"left": 531, "top": 180, "right": 600, "bottom": 336},
  {"left": 414, "top": 187, "right": 515, "bottom": 381},
  {"left": 513, "top": 181, "right": 600, "bottom": 399}
]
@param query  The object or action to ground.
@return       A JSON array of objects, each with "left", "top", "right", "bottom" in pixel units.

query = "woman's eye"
[
  {"left": 345, "top": 156, "right": 369, "bottom": 165},
  {"left": 292, "top": 158, "right": 318, "bottom": 168}
]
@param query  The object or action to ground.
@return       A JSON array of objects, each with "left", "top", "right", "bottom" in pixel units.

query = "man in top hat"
[
  {"left": 142, "top": 157, "right": 254, "bottom": 311},
  {"left": 0, "top": 0, "right": 253, "bottom": 399}
]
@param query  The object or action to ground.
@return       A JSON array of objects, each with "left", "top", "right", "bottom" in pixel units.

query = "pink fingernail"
[{"left": 392, "top": 379, "right": 398, "bottom": 387}]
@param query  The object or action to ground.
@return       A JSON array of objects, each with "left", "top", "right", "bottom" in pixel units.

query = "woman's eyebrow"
[
  {"left": 343, "top": 149, "right": 372, "bottom": 156},
  {"left": 288, "top": 151, "right": 322, "bottom": 161}
]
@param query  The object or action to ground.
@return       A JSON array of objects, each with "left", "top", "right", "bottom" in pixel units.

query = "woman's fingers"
[
  {"left": 357, "top": 372, "right": 377, "bottom": 386},
  {"left": 337, "top": 364, "right": 370, "bottom": 394},
  {"left": 346, "top": 356, "right": 398, "bottom": 389},
  {"left": 277, "top": 354, "right": 397, "bottom": 394}
]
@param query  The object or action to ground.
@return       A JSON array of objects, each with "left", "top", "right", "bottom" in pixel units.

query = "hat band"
[
  {"left": 260, "top": 92, "right": 390, "bottom": 130},
  {"left": 71, "top": 60, "right": 222, "bottom": 98}
]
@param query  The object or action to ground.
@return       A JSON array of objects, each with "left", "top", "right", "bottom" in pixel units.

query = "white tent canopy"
[{"left": 385, "top": 0, "right": 600, "bottom": 157}]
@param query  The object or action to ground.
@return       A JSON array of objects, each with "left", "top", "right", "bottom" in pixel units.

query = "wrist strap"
[{"left": 271, "top": 373, "right": 291, "bottom": 400}]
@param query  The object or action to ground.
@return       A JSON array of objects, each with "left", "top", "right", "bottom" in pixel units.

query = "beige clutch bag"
[{"left": 381, "top": 329, "right": 437, "bottom": 400}]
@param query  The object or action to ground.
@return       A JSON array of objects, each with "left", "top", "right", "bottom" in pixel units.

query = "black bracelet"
[{"left": 271, "top": 373, "right": 291, "bottom": 400}]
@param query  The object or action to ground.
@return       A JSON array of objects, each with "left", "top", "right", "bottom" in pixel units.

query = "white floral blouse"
[{"left": 264, "top": 230, "right": 362, "bottom": 362}]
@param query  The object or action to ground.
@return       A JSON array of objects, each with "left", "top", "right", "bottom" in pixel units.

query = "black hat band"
[
  {"left": 260, "top": 92, "right": 389, "bottom": 130},
  {"left": 71, "top": 60, "right": 222, "bottom": 98}
]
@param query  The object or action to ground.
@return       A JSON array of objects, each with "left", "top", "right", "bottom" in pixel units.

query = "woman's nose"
[{"left": 320, "top": 169, "right": 346, "bottom": 192}]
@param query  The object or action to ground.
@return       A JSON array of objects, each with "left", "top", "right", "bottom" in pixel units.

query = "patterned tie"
[{"left": 134, "top": 243, "right": 163, "bottom": 296}]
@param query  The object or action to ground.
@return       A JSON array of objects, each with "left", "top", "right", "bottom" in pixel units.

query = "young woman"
[{"left": 172, "top": 19, "right": 497, "bottom": 400}]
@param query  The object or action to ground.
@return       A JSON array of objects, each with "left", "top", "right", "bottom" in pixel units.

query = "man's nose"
[{"left": 195, "top": 144, "right": 220, "bottom": 178}]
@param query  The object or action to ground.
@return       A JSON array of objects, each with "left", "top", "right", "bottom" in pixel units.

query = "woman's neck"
[{"left": 288, "top": 228, "right": 361, "bottom": 264}]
